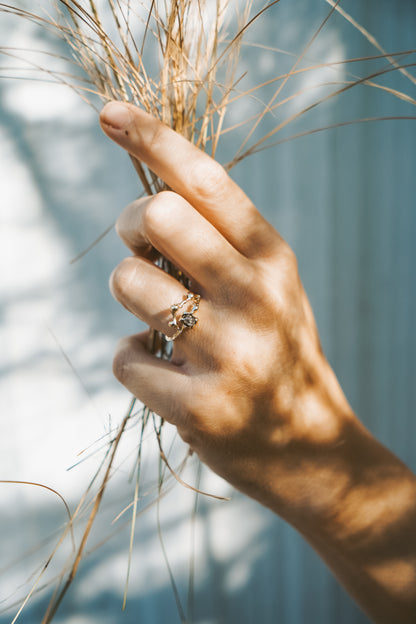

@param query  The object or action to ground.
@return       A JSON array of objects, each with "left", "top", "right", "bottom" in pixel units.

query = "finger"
[
  {"left": 116, "top": 192, "right": 250, "bottom": 295},
  {"left": 113, "top": 332, "right": 189, "bottom": 424},
  {"left": 115, "top": 197, "right": 150, "bottom": 254},
  {"left": 109, "top": 255, "right": 206, "bottom": 341},
  {"left": 100, "top": 102, "right": 279, "bottom": 258},
  {"left": 114, "top": 196, "right": 156, "bottom": 257}
]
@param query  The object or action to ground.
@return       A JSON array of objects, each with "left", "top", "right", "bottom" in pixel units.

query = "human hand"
[
  {"left": 100, "top": 102, "right": 416, "bottom": 623},
  {"left": 99, "top": 101, "right": 354, "bottom": 526}
]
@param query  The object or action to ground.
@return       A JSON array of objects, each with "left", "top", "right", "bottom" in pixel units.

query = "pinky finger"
[{"left": 113, "top": 331, "right": 190, "bottom": 424}]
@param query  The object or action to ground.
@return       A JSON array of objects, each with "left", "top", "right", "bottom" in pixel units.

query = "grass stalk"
[{"left": 0, "top": 1, "right": 414, "bottom": 620}]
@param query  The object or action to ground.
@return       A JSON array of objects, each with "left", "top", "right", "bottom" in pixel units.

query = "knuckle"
[
  {"left": 282, "top": 242, "right": 298, "bottom": 269},
  {"left": 115, "top": 197, "right": 147, "bottom": 243},
  {"left": 177, "top": 424, "right": 197, "bottom": 448},
  {"left": 109, "top": 257, "right": 137, "bottom": 302},
  {"left": 112, "top": 337, "right": 133, "bottom": 383},
  {"left": 190, "top": 159, "right": 230, "bottom": 203},
  {"left": 274, "top": 240, "right": 298, "bottom": 275},
  {"left": 143, "top": 118, "right": 165, "bottom": 154},
  {"left": 142, "top": 191, "right": 183, "bottom": 235},
  {"left": 115, "top": 202, "right": 133, "bottom": 240}
]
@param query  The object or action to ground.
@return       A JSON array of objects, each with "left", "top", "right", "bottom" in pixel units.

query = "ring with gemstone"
[{"left": 164, "top": 292, "right": 201, "bottom": 342}]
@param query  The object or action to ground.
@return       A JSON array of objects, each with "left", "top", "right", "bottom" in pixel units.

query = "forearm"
[
  {"left": 259, "top": 408, "right": 416, "bottom": 624},
  {"left": 307, "top": 430, "right": 416, "bottom": 624}
]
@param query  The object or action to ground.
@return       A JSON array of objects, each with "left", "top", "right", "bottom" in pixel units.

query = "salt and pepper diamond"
[{"left": 180, "top": 312, "right": 198, "bottom": 328}]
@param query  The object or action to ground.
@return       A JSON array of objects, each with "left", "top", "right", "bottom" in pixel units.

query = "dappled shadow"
[
  {"left": 1, "top": 0, "right": 415, "bottom": 622},
  {"left": 0, "top": 487, "right": 371, "bottom": 624}
]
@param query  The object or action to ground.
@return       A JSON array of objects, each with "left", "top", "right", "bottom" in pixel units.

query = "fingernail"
[{"left": 100, "top": 101, "right": 132, "bottom": 131}]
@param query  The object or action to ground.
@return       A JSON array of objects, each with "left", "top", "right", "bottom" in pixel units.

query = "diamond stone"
[{"left": 180, "top": 313, "right": 197, "bottom": 328}]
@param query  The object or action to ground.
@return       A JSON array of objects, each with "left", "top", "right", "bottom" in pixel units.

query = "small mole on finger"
[{"left": 125, "top": 130, "right": 129, "bottom": 136}]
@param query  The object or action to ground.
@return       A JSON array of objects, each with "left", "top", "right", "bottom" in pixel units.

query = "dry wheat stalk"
[{"left": 0, "top": 1, "right": 415, "bottom": 621}]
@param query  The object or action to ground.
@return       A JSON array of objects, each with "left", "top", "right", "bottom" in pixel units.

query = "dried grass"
[{"left": 0, "top": 0, "right": 415, "bottom": 621}]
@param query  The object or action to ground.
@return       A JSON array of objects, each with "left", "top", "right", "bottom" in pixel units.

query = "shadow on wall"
[
  {"left": 0, "top": 0, "right": 415, "bottom": 623},
  {"left": 0, "top": 487, "right": 370, "bottom": 624}
]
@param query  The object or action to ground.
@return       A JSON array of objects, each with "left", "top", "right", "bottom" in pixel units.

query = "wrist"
[
  {"left": 232, "top": 362, "right": 358, "bottom": 527},
  {"left": 262, "top": 358, "right": 357, "bottom": 525}
]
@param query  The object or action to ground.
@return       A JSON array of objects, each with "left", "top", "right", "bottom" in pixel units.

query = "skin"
[{"left": 100, "top": 101, "right": 416, "bottom": 623}]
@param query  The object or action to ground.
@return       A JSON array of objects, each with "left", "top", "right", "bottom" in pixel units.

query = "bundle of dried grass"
[
  {"left": 0, "top": 1, "right": 415, "bottom": 621},
  {"left": 1, "top": 2, "right": 282, "bottom": 621}
]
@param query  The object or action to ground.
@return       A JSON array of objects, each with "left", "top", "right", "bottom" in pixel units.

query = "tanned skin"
[{"left": 100, "top": 101, "right": 416, "bottom": 624}]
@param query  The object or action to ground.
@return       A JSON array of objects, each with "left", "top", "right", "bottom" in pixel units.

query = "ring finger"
[{"left": 110, "top": 255, "right": 207, "bottom": 343}]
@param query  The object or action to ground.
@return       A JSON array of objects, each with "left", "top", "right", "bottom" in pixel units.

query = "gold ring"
[{"left": 165, "top": 292, "right": 201, "bottom": 342}]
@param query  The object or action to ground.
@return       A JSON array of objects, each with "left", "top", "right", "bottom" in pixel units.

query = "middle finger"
[{"left": 116, "top": 191, "right": 251, "bottom": 297}]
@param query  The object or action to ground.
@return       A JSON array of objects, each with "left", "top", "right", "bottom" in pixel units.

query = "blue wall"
[{"left": 0, "top": 1, "right": 415, "bottom": 622}]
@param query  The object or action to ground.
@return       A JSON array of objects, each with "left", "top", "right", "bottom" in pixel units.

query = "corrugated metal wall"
[{"left": 0, "top": 1, "right": 414, "bottom": 622}]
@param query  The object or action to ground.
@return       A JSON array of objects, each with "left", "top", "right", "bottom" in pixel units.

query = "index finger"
[{"left": 100, "top": 102, "right": 278, "bottom": 258}]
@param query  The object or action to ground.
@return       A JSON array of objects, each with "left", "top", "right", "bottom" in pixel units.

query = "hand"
[
  {"left": 99, "top": 101, "right": 353, "bottom": 524},
  {"left": 100, "top": 102, "right": 416, "bottom": 624}
]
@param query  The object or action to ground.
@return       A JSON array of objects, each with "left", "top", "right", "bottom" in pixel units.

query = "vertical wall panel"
[{"left": 0, "top": 1, "right": 415, "bottom": 623}]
